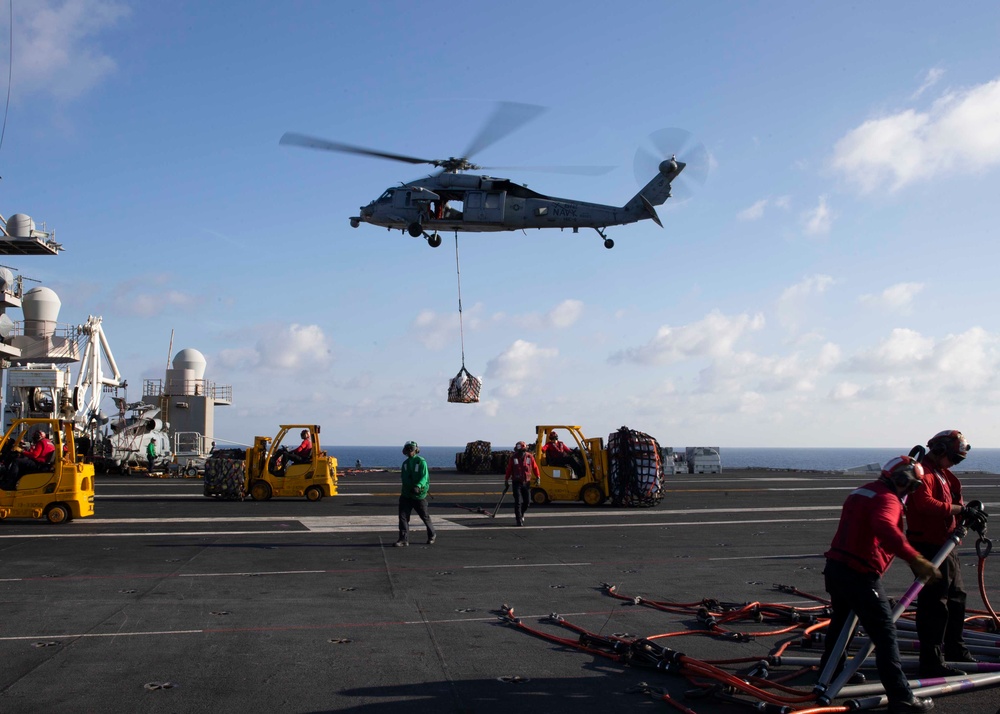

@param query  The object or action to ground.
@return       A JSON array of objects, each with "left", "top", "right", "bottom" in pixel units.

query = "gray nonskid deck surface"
[{"left": 0, "top": 470, "right": 997, "bottom": 713}]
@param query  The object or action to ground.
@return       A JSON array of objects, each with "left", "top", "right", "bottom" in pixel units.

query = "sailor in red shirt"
[
  {"left": 822, "top": 456, "right": 938, "bottom": 714},
  {"left": 504, "top": 441, "right": 539, "bottom": 526},
  {"left": 906, "top": 430, "right": 981, "bottom": 677},
  {"left": 541, "top": 430, "right": 582, "bottom": 477},
  {"left": 287, "top": 430, "right": 313, "bottom": 465},
  {"left": 8, "top": 430, "right": 56, "bottom": 482}
]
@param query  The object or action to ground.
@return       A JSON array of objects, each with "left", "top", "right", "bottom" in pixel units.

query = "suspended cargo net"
[
  {"left": 447, "top": 234, "right": 482, "bottom": 403},
  {"left": 203, "top": 450, "right": 247, "bottom": 501},
  {"left": 448, "top": 366, "right": 482, "bottom": 403},
  {"left": 607, "top": 426, "right": 664, "bottom": 507}
]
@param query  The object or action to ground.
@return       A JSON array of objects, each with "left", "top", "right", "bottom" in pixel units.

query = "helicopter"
[{"left": 280, "top": 103, "right": 705, "bottom": 249}]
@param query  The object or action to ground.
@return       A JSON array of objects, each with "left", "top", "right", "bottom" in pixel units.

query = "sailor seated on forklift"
[
  {"left": 287, "top": 430, "right": 312, "bottom": 464},
  {"left": 0, "top": 429, "right": 55, "bottom": 489},
  {"left": 270, "top": 429, "right": 312, "bottom": 475},
  {"left": 541, "top": 430, "right": 584, "bottom": 478}
]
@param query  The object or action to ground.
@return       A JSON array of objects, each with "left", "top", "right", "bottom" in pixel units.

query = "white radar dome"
[
  {"left": 0, "top": 267, "right": 13, "bottom": 292},
  {"left": 172, "top": 348, "right": 207, "bottom": 379},
  {"left": 22, "top": 286, "right": 61, "bottom": 322},
  {"left": 7, "top": 214, "right": 35, "bottom": 238}
]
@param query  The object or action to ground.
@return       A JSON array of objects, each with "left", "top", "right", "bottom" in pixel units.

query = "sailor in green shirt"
[
  {"left": 395, "top": 441, "right": 436, "bottom": 547},
  {"left": 146, "top": 439, "right": 157, "bottom": 473}
]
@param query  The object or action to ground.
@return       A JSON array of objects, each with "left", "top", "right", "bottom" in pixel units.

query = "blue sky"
[{"left": 3, "top": 1, "right": 1000, "bottom": 449}]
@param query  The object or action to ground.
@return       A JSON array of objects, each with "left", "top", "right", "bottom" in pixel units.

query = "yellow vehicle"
[
  {"left": 0, "top": 418, "right": 95, "bottom": 523},
  {"left": 204, "top": 424, "right": 338, "bottom": 501},
  {"left": 530, "top": 425, "right": 609, "bottom": 506}
]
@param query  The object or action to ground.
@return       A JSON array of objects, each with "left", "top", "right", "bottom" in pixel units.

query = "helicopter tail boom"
[{"left": 622, "top": 158, "right": 685, "bottom": 225}]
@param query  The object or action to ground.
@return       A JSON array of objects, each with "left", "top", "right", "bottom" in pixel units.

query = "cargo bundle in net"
[
  {"left": 448, "top": 366, "right": 482, "bottom": 403},
  {"left": 607, "top": 426, "right": 664, "bottom": 507}
]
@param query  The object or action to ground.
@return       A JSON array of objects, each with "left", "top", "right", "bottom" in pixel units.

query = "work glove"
[
  {"left": 961, "top": 499, "right": 989, "bottom": 533},
  {"left": 908, "top": 555, "right": 941, "bottom": 584}
]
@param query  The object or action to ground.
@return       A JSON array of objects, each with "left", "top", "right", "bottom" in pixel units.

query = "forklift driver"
[
  {"left": 287, "top": 430, "right": 312, "bottom": 465},
  {"left": 2, "top": 430, "right": 55, "bottom": 487},
  {"left": 542, "top": 430, "right": 583, "bottom": 478}
]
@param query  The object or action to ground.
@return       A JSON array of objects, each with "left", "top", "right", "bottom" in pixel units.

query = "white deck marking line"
[
  {"left": 0, "top": 515, "right": 840, "bottom": 538},
  {"left": 0, "top": 610, "right": 619, "bottom": 642},
  {"left": 462, "top": 562, "right": 591, "bottom": 569}
]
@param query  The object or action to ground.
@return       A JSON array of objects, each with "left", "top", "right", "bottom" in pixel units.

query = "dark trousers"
[
  {"left": 821, "top": 560, "right": 912, "bottom": 702},
  {"left": 511, "top": 481, "right": 530, "bottom": 521},
  {"left": 912, "top": 542, "right": 969, "bottom": 664},
  {"left": 398, "top": 496, "right": 434, "bottom": 542}
]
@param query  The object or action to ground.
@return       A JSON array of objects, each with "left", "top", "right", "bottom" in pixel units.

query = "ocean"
[{"left": 329, "top": 445, "right": 1000, "bottom": 474}]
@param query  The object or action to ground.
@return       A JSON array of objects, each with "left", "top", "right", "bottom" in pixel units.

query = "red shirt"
[
  {"left": 26, "top": 438, "right": 55, "bottom": 464},
  {"left": 825, "top": 479, "right": 920, "bottom": 575},
  {"left": 505, "top": 452, "right": 539, "bottom": 483},
  {"left": 293, "top": 438, "right": 312, "bottom": 455},
  {"left": 906, "top": 461, "right": 963, "bottom": 546},
  {"left": 542, "top": 440, "right": 570, "bottom": 456}
]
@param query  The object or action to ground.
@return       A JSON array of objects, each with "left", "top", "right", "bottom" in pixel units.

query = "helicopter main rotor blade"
[
  {"left": 482, "top": 164, "right": 615, "bottom": 176},
  {"left": 461, "top": 102, "right": 547, "bottom": 161},
  {"left": 279, "top": 132, "right": 438, "bottom": 167}
]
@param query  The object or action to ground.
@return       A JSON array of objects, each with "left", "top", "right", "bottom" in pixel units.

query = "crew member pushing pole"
[{"left": 821, "top": 456, "right": 939, "bottom": 714}]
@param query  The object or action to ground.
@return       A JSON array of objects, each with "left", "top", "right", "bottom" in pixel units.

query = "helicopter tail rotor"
[{"left": 633, "top": 127, "right": 710, "bottom": 200}]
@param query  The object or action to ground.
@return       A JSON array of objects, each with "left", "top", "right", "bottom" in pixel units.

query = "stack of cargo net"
[
  {"left": 203, "top": 449, "right": 247, "bottom": 500},
  {"left": 455, "top": 440, "right": 492, "bottom": 473},
  {"left": 491, "top": 449, "right": 513, "bottom": 474},
  {"left": 607, "top": 426, "right": 664, "bottom": 507},
  {"left": 448, "top": 366, "right": 482, "bottom": 403}
]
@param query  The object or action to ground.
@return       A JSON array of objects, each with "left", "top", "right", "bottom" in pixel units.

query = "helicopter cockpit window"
[{"left": 377, "top": 190, "right": 393, "bottom": 203}]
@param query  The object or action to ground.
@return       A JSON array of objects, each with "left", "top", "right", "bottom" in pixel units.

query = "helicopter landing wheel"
[
  {"left": 427, "top": 233, "right": 442, "bottom": 248},
  {"left": 407, "top": 222, "right": 423, "bottom": 238},
  {"left": 604, "top": 238, "right": 614, "bottom": 249}
]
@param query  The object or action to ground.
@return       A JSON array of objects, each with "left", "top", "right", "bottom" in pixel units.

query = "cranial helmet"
[
  {"left": 547, "top": 430, "right": 558, "bottom": 441},
  {"left": 403, "top": 441, "right": 419, "bottom": 455},
  {"left": 880, "top": 455, "right": 924, "bottom": 495},
  {"left": 927, "top": 430, "right": 971, "bottom": 464},
  {"left": 301, "top": 429, "right": 309, "bottom": 439},
  {"left": 514, "top": 441, "right": 526, "bottom": 452}
]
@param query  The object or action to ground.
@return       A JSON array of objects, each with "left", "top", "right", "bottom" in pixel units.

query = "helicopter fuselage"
[{"left": 350, "top": 159, "right": 684, "bottom": 248}]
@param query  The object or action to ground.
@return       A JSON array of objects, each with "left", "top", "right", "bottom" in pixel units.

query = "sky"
[{"left": 1, "top": 1, "right": 1000, "bottom": 449}]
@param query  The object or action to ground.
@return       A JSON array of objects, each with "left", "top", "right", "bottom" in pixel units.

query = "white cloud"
[
  {"left": 413, "top": 303, "right": 485, "bottom": 350},
  {"left": 216, "top": 323, "right": 332, "bottom": 372},
  {"left": 107, "top": 275, "right": 199, "bottom": 318},
  {"left": 737, "top": 196, "right": 791, "bottom": 222},
  {"left": 511, "top": 299, "right": 584, "bottom": 330},
  {"left": 859, "top": 282, "right": 924, "bottom": 312},
  {"left": 484, "top": 339, "right": 558, "bottom": 397},
  {"left": 777, "top": 274, "right": 835, "bottom": 330},
  {"left": 14, "top": 0, "right": 130, "bottom": 102},
  {"left": 832, "top": 76, "right": 1000, "bottom": 192},
  {"left": 846, "top": 327, "right": 935, "bottom": 372},
  {"left": 609, "top": 309, "right": 765, "bottom": 366},
  {"left": 912, "top": 67, "right": 945, "bottom": 99},
  {"left": 737, "top": 199, "right": 768, "bottom": 221},
  {"left": 802, "top": 196, "right": 833, "bottom": 235}
]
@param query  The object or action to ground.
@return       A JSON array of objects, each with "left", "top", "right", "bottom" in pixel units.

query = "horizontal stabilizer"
[{"left": 640, "top": 195, "right": 663, "bottom": 228}]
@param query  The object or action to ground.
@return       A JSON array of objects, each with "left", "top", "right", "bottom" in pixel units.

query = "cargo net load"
[
  {"left": 448, "top": 366, "right": 482, "bottom": 404},
  {"left": 607, "top": 426, "right": 664, "bottom": 507},
  {"left": 203, "top": 448, "right": 248, "bottom": 501}
]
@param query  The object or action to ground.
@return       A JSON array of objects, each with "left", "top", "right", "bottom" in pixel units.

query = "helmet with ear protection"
[
  {"left": 927, "top": 430, "right": 971, "bottom": 463},
  {"left": 402, "top": 441, "right": 419, "bottom": 455},
  {"left": 880, "top": 455, "right": 924, "bottom": 494}
]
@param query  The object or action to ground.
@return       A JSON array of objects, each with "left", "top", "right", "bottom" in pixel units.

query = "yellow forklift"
[
  {"left": 0, "top": 418, "right": 95, "bottom": 523},
  {"left": 204, "top": 424, "right": 338, "bottom": 501},
  {"left": 529, "top": 425, "right": 609, "bottom": 506}
]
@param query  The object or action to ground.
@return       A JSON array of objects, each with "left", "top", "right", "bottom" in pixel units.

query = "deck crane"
[{"left": 66, "top": 315, "right": 126, "bottom": 429}]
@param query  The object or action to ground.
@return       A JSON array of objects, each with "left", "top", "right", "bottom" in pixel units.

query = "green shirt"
[
  {"left": 400, "top": 455, "right": 429, "bottom": 499},
  {"left": 146, "top": 441, "right": 156, "bottom": 458}
]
